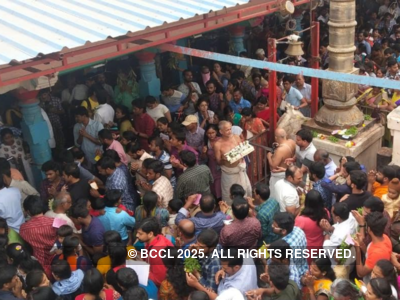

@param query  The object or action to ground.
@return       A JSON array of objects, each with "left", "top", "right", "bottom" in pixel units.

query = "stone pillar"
[
  {"left": 229, "top": 26, "right": 246, "bottom": 55},
  {"left": 387, "top": 107, "right": 400, "bottom": 165},
  {"left": 314, "top": 0, "right": 364, "bottom": 128},
  {"left": 15, "top": 89, "right": 51, "bottom": 188},
  {"left": 135, "top": 51, "right": 161, "bottom": 98}
]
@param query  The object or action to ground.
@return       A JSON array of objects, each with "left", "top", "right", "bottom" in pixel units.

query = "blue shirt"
[
  {"left": 282, "top": 227, "right": 308, "bottom": 277},
  {"left": 0, "top": 187, "right": 24, "bottom": 233},
  {"left": 229, "top": 97, "right": 251, "bottom": 114},
  {"left": 313, "top": 180, "right": 333, "bottom": 211},
  {"left": 98, "top": 207, "right": 135, "bottom": 241},
  {"left": 175, "top": 207, "right": 227, "bottom": 235},
  {"left": 140, "top": 280, "right": 158, "bottom": 300},
  {"left": 324, "top": 160, "right": 337, "bottom": 179},
  {"left": 82, "top": 216, "right": 105, "bottom": 247},
  {"left": 106, "top": 168, "right": 135, "bottom": 211},
  {"left": 285, "top": 86, "right": 304, "bottom": 107},
  {"left": 199, "top": 244, "right": 222, "bottom": 292}
]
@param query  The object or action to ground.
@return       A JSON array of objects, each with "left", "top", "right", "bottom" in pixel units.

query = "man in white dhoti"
[{"left": 214, "top": 121, "right": 252, "bottom": 205}]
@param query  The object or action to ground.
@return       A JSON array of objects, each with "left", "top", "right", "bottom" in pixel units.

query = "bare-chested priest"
[
  {"left": 214, "top": 121, "right": 252, "bottom": 204},
  {"left": 267, "top": 128, "right": 296, "bottom": 199}
]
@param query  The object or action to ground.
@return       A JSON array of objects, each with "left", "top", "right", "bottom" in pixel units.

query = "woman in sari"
[
  {"left": 302, "top": 257, "right": 336, "bottom": 300},
  {"left": 201, "top": 124, "right": 222, "bottom": 200},
  {"left": 357, "top": 86, "right": 395, "bottom": 111},
  {"left": 0, "top": 128, "right": 34, "bottom": 186}
]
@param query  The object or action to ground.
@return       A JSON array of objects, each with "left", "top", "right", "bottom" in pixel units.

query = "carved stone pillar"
[{"left": 314, "top": 0, "right": 364, "bottom": 128}]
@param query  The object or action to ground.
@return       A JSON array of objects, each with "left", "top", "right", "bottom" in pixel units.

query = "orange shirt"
[
  {"left": 373, "top": 182, "right": 388, "bottom": 200},
  {"left": 365, "top": 234, "right": 392, "bottom": 270}
]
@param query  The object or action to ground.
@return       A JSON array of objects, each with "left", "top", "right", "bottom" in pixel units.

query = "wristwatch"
[{"left": 323, "top": 231, "right": 332, "bottom": 236}]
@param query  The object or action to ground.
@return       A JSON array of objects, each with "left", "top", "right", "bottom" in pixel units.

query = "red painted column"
[
  {"left": 268, "top": 38, "right": 277, "bottom": 144},
  {"left": 311, "top": 21, "right": 320, "bottom": 117}
]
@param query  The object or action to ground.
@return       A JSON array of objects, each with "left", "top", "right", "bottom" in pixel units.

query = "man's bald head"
[
  {"left": 314, "top": 149, "right": 330, "bottom": 164},
  {"left": 178, "top": 219, "right": 195, "bottom": 239},
  {"left": 275, "top": 128, "right": 287, "bottom": 140}
]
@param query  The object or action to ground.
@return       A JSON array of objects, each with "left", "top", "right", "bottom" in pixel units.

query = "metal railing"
[{"left": 246, "top": 131, "right": 273, "bottom": 186}]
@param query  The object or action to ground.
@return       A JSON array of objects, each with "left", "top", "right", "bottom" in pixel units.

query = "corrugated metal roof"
[{"left": 0, "top": 0, "right": 250, "bottom": 65}]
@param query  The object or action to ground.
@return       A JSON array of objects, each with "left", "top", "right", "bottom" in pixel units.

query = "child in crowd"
[
  {"left": 162, "top": 198, "right": 184, "bottom": 238},
  {"left": 51, "top": 260, "right": 84, "bottom": 298},
  {"left": 382, "top": 178, "right": 400, "bottom": 219},
  {"left": 167, "top": 198, "right": 183, "bottom": 226},
  {"left": 259, "top": 79, "right": 269, "bottom": 98},
  {"left": 50, "top": 225, "right": 83, "bottom": 256}
]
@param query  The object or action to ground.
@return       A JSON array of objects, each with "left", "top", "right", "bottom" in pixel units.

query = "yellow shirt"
[
  {"left": 97, "top": 245, "right": 135, "bottom": 275},
  {"left": 81, "top": 97, "right": 99, "bottom": 111},
  {"left": 119, "top": 120, "right": 133, "bottom": 135},
  {"left": 391, "top": 92, "right": 400, "bottom": 105}
]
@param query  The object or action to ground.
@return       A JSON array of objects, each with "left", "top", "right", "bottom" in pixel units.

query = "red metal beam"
[
  {"left": 2, "top": 57, "right": 57, "bottom": 73},
  {"left": 311, "top": 21, "right": 320, "bottom": 117},
  {"left": 268, "top": 38, "right": 277, "bottom": 144},
  {"left": 0, "top": 0, "right": 310, "bottom": 87}
]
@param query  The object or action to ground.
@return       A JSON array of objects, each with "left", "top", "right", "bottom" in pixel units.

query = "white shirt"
[
  {"left": 217, "top": 257, "right": 258, "bottom": 296},
  {"left": 10, "top": 179, "right": 39, "bottom": 206},
  {"left": 69, "top": 84, "right": 88, "bottom": 102},
  {"left": 94, "top": 104, "right": 115, "bottom": 125},
  {"left": 232, "top": 126, "right": 243, "bottom": 136},
  {"left": 61, "top": 89, "right": 71, "bottom": 103},
  {"left": 44, "top": 211, "right": 81, "bottom": 234},
  {"left": 41, "top": 108, "right": 55, "bottom": 149},
  {"left": 146, "top": 104, "right": 169, "bottom": 123},
  {"left": 274, "top": 179, "right": 300, "bottom": 212},
  {"left": 0, "top": 187, "right": 25, "bottom": 233},
  {"left": 296, "top": 142, "right": 316, "bottom": 168},
  {"left": 323, "top": 214, "right": 357, "bottom": 266},
  {"left": 216, "top": 288, "right": 245, "bottom": 300}
]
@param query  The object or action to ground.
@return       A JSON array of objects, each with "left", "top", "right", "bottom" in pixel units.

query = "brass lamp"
[{"left": 285, "top": 34, "right": 304, "bottom": 56}]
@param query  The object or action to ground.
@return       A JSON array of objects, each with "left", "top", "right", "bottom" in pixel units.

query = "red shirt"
[
  {"left": 145, "top": 235, "right": 173, "bottom": 286},
  {"left": 133, "top": 113, "right": 155, "bottom": 151},
  {"left": 19, "top": 215, "right": 57, "bottom": 279}
]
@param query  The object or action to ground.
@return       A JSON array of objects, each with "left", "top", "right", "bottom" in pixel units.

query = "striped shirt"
[{"left": 19, "top": 215, "right": 57, "bottom": 279}]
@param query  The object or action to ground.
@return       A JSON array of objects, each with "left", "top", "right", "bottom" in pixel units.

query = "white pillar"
[{"left": 387, "top": 106, "right": 400, "bottom": 166}]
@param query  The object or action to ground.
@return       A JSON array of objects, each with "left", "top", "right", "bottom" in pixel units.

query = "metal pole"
[
  {"left": 311, "top": 21, "right": 320, "bottom": 117},
  {"left": 268, "top": 38, "right": 277, "bottom": 144}
]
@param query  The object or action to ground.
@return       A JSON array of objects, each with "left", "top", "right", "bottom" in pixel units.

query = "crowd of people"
[{"left": 2, "top": 1, "right": 400, "bottom": 300}]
